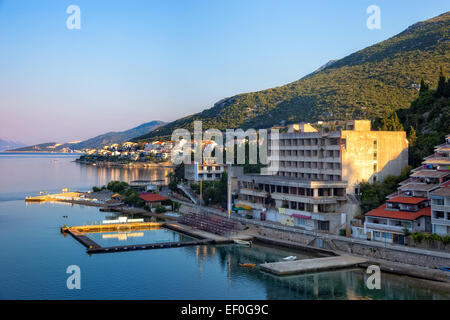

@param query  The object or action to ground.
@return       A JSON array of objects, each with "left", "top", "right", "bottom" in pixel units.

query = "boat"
[
  {"left": 234, "top": 239, "right": 252, "bottom": 246},
  {"left": 282, "top": 256, "right": 297, "bottom": 261},
  {"left": 239, "top": 263, "right": 256, "bottom": 268}
]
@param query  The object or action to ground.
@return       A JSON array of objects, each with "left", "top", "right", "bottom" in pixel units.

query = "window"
[
  {"left": 373, "top": 231, "right": 380, "bottom": 238},
  {"left": 318, "top": 221, "right": 330, "bottom": 231}
]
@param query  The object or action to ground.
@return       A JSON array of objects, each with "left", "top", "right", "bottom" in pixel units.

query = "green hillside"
[{"left": 136, "top": 12, "right": 450, "bottom": 142}]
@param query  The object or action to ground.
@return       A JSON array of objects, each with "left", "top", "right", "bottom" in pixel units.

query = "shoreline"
[{"left": 75, "top": 159, "right": 174, "bottom": 168}]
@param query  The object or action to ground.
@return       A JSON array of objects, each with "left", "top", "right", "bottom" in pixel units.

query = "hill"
[
  {"left": 11, "top": 120, "right": 165, "bottom": 152},
  {"left": 0, "top": 139, "right": 27, "bottom": 152},
  {"left": 69, "top": 120, "right": 165, "bottom": 149},
  {"left": 135, "top": 12, "right": 450, "bottom": 141}
]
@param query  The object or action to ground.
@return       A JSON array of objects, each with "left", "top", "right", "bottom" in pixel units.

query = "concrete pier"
[{"left": 260, "top": 255, "right": 367, "bottom": 276}]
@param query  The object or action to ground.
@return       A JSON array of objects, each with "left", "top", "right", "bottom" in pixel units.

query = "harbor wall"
[{"left": 254, "top": 226, "right": 450, "bottom": 269}]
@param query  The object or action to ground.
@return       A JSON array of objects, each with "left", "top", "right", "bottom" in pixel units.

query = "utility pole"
[
  {"left": 199, "top": 179, "right": 202, "bottom": 214},
  {"left": 227, "top": 164, "right": 232, "bottom": 219}
]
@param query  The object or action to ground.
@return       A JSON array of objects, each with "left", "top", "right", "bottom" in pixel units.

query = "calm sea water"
[{"left": 0, "top": 153, "right": 449, "bottom": 299}]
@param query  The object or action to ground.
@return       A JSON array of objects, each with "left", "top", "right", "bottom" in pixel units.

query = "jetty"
[{"left": 259, "top": 255, "right": 368, "bottom": 276}]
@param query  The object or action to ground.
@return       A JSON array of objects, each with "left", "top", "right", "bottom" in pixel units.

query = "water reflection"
[{"left": 182, "top": 244, "right": 450, "bottom": 300}]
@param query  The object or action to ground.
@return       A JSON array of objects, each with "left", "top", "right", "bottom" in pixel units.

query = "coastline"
[{"left": 75, "top": 159, "right": 174, "bottom": 168}]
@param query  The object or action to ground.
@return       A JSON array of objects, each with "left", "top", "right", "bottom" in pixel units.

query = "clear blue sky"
[{"left": 0, "top": 0, "right": 448, "bottom": 145}]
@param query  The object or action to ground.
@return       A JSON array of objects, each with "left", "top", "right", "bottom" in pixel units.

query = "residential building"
[
  {"left": 430, "top": 183, "right": 450, "bottom": 236},
  {"left": 353, "top": 196, "right": 431, "bottom": 244},
  {"left": 236, "top": 120, "right": 408, "bottom": 234}
]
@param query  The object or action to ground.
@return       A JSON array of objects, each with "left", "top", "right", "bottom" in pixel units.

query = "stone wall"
[{"left": 255, "top": 225, "right": 450, "bottom": 269}]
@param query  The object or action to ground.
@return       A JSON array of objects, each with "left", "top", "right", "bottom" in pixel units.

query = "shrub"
[
  {"left": 92, "top": 186, "right": 101, "bottom": 192},
  {"left": 155, "top": 205, "right": 167, "bottom": 213}
]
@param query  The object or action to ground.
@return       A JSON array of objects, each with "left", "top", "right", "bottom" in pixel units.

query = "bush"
[
  {"left": 155, "top": 205, "right": 167, "bottom": 213},
  {"left": 92, "top": 186, "right": 101, "bottom": 192},
  {"left": 106, "top": 181, "right": 129, "bottom": 193}
]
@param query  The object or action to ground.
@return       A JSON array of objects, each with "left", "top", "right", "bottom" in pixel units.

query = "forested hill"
[{"left": 135, "top": 11, "right": 450, "bottom": 142}]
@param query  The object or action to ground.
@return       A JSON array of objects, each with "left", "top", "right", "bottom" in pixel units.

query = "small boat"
[
  {"left": 282, "top": 256, "right": 297, "bottom": 261},
  {"left": 239, "top": 263, "right": 256, "bottom": 268},
  {"left": 234, "top": 239, "right": 252, "bottom": 246},
  {"left": 439, "top": 267, "right": 450, "bottom": 272}
]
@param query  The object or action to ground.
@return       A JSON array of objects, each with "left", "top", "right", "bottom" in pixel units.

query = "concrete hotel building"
[{"left": 236, "top": 120, "right": 408, "bottom": 234}]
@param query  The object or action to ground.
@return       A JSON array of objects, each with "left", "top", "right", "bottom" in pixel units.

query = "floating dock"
[
  {"left": 259, "top": 255, "right": 368, "bottom": 276},
  {"left": 61, "top": 222, "right": 162, "bottom": 234},
  {"left": 61, "top": 222, "right": 213, "bottom": 254},
  {"left": 87, "top": 239, "right": 214, "bottom": 254}
]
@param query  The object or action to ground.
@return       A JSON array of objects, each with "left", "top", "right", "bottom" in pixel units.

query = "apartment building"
[
  {"left": 353, "top": 197, "right": 431, "bottom": 244},
  {"left": 236, "top": 120, "right": 408, "bottom": 234},
  {"left": 354, "top": 134, "right": 450, "bottom": 241},
  {"left": 430, "top": 183, "right": 450, "bottom": 236}
]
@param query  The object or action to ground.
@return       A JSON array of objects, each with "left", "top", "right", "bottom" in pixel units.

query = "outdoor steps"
[{"left": 259, "top": 255, "right": 368, "bottom": 276}]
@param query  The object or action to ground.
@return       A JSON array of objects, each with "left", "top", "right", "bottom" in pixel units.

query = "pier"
[{"left": 259, "top": 255, "right": 368, "bottom": 276}]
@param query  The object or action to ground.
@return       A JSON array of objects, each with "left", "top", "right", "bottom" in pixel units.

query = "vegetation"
[
  {"left": 359, "top": 166, "right": 412, "bottom": 214},
  {"left": 398, "top": 66, "right": 450, "bottom": 167},
  {"left": 409, "top": 232, "right": 450, "bottom": 245},
  {"left": 106, "top": 181, "right": 129, "bottom": 193},
  {"left": 155, "top": 205, "right": 167, "bottom": 214},
  {"left": 134, "top": 12, "right": 450, "bottom": 142},
  {"left": 168, "top": 163, "right": 185, "bottom": 191},
  {"left": 191, "top": 172, "right": 228, "bottom": 206}
]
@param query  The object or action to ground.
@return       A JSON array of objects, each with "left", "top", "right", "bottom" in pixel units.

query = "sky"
[{"left": 0, "top": 0, "right": 449, "bottom": 145}]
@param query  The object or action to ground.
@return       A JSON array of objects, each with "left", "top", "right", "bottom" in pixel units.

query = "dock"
[
  {"left": 87, "top": 239, "right": 214, "bottom": 254},
  {"left": 259, "top": 255, "right": 368, "bottom": 276},
  {"left": 61, "top": 222, "right": 214, "bottom": 254},
  {"left": 61, "top": 222, "right": 162, "bottom": 234}
]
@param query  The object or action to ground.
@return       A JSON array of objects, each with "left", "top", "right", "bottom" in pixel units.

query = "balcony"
[
  {"left": 239, "top": 188, "right": 268, "bottom": 198},
  {"left": 431, "top": 218, "right": 450, "bottom": 226},
  {"left": 270, "top": 192, "right": 338, "bottom": 204},
  {"left": 365, "top": 222, "right": 411, "bottom": 233}
]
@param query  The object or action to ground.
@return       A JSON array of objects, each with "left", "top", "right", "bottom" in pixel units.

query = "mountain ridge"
[
  {"left": 135, "top": 11, "right": 450, "bottom": 141},
  {"left": 11, "top": 120, "right": 165, "bottom": 152}
]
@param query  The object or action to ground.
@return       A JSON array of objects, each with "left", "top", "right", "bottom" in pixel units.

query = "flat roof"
[
  {"left": 410, "top": 170, "right": 450, "bottom": 178},
  {"left": 386, "top": 197, "right": 427, "bottom": 205},
  {"left": 366, "top": 205, "right": 431, "bottom": 221},
  {"left": 423, "top": 157, "right": 450, "bottom": 165},
  {"left": 398, "top": 183, "right": 440, "bottom": 192},
  {"left": 430, "top": 187, "right": 450, "bottom": 197}
]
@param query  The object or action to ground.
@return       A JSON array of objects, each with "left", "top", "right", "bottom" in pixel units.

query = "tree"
[
  {"left": 419, "top": 77, "right": 429, "bottom": 94},
  {"left": 408, "top": 126, "right": 417, "bottom": 146},
  {"left": 435, "top": 66, "right": 446, "bottom": 98}
]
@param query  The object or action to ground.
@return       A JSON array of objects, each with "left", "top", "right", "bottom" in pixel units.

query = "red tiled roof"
[
  {"left": 138, "top": 193, "right": 168, "bottom": 202},
  {"left": 366, "top": 204, "right": 431, "bottom": 221},
  {"left": 442, "top": 181, "right": 450, "bottom": 188},
  {"left": 386, "top": 197, "right": 427, "bottom": 205}
]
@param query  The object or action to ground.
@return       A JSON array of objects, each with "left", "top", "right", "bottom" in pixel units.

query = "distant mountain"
[
  {"left": 70, "top": 120, "right": 165, "bottom": 149},
  {"left": 134, "top": 12, "right": 450, "bottom": 141},
  {"left": 0, "top": 139, "right": 27, "bottom": 152},
  {"left": 10, "top": 120, "right": 165, "bottom": 152}
]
